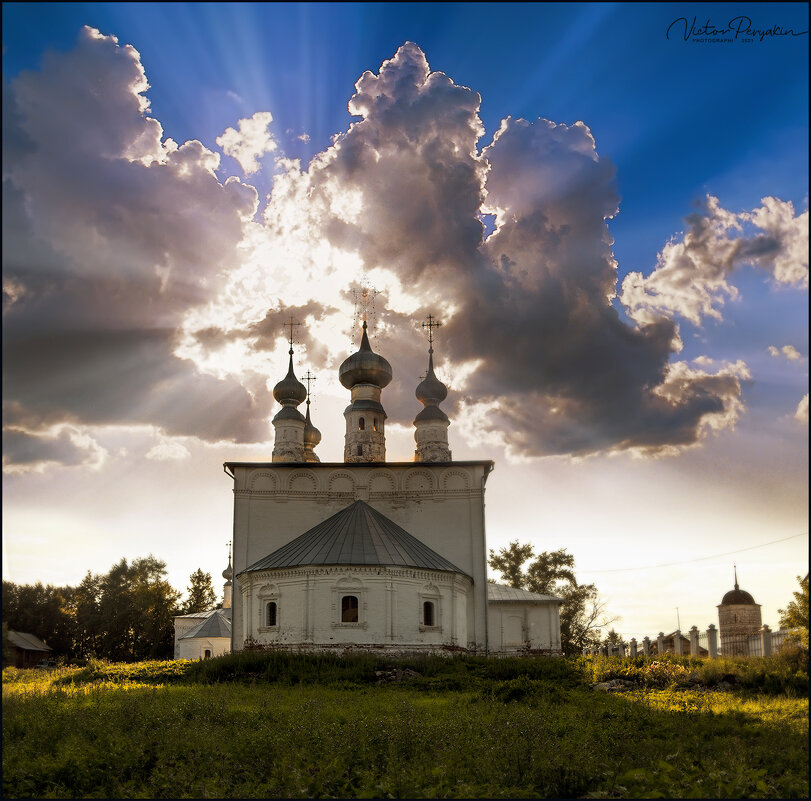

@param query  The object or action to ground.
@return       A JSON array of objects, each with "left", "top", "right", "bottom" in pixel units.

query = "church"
[{"left": 222, "top": 315, "right": 562, "bottom": 655}]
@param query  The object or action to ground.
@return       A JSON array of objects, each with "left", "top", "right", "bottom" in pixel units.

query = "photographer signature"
[{"left": 667, "top": 15, "right": 808, "bottom": 42}]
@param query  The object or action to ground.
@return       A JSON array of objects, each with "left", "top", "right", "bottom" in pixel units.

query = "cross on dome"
[{"left": 422, "top": 314, "right": 442, "bottom": 352}]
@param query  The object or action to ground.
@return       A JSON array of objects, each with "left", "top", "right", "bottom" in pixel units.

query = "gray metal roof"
[
  {"left": 7, "top": 631, "right": 52, "bottom": 651},
  {"left": 487, "top": 583, "right": 562, "bottom": 603},
  {"left": 175, "top": 607, "right": 232, "bottom": 622},
  {"left": 242, "top": 500, "right": 468, "bottom": 576},
  {"left": 180, "top": 610, "right": 232, "bottom": 640}
]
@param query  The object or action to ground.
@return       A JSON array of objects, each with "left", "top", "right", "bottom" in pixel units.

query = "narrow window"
[
  {"left": 423, "top": 601, "right": 435, "bottom": 627},
  {"left": 357, "top": 445, "right": 363, "bottom": 457},
  {"left": 204, "top": 649, "right": 211, "bottom": 659},
  {"left": 358, "top": 417, "right": 365, "bottom": 431},
  {"left": 267, "top": 601, "right": 277, "bottom": 627},
  {"left": 373, "top": 417, "right": 378, "bottom": 431},
  {"left": 342, "top": 595, "right": 359, "bottom": 623}
]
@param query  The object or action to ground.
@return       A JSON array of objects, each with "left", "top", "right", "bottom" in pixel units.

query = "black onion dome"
[
  {"left": 339, "top": 322, "right": 392, "bottom": 389},
  {"left": 303, "top": 403, "right": 321, "bottom": 447},
  {"left": 721, "top": 588, "right": 756, "bottom": 605},
  {"left": 273, "top": 351, "right": 307, "bottom": 405},
  {"left": 415, "top": 353, "right": 448, "bottom": 404},
  {"left": 222, "top": 558, "right": 233, "bottom": 581}
]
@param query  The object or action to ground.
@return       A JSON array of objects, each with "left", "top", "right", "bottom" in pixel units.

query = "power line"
[{"left": 580, "top": 531, "right": 808, "bottom": 574}]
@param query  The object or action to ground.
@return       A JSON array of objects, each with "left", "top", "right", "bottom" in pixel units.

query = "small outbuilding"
[
  {"left": 6, "top": 630, "right": 52, "bottom": 668},
  {"left": 175, "top": 609, "right": 232, "bottom": 660}
]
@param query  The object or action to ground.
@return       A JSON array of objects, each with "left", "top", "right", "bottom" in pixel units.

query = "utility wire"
[{"left": 579, "top": 531, "right": 807, "bottom": 574}]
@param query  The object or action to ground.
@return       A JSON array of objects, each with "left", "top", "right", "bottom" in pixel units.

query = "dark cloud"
[
  {"left": 283, "top": 44, "right": 750, "bottom": 456},
  {"left": 3, "top": 34, "right": 773, "bottom": 465},
  {"left": 2, "top": 426, "right": 103, "bottom": 471},
  {"left": 2, "top": 27, "right": 269, "bottom": 464}
]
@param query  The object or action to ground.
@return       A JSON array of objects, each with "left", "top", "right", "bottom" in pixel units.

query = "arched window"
[
  {"left": 373, "top": 417, "right": 378, "bottom": 431},
  {"left": 204, "top": 649, "right": 211, "bottom": 659},
  {"left": 341, "top": 595, "right": 359, "bottom": 623},
  {"left": 267, "top": 601, "right": 277, "bottom": 627},
  {"left": 423, "top": 601, "right": 435, "bottom": 627},
  {"left": 357, "top": 445, "right": 363, "bottom": 457},
  {"left": 358, "top": 417, "right": 365, "bottom": 431}
]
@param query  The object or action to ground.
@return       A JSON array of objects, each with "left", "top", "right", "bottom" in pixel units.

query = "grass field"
[{"left": 3, "top": 653, "right": 808, "bottom": 798}]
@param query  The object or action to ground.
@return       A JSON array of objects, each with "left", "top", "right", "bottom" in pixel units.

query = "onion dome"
[
  {"left": 273, "top": 349, "right": 307, "bottom": 405},
  {"left": 721, "top": 566, "right": 755, "bottom": 605},
  {"left": 416, "top": 351, "right": 448, "bottom": 405},
  {"left": 303, "top": 401, "right": 321, "bottom": 448},
  {"left": 222, "top": 556, "right": 233, "bottom": 582},
  {"left": 339, "top": 322, "right": 392, "bottom": 389}
]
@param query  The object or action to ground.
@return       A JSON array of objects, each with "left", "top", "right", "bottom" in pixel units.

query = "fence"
[{"left": 585, "top": 626, "right": 800, "bottom": 659}]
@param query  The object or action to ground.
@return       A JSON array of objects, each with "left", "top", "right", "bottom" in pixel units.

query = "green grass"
[{"left": 3, "top": 654, "right": 808, "bottom": 798}]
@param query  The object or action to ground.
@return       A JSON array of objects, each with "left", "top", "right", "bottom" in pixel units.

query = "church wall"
[
  {"left": 176, "top": 637, "right": 231, "bottom": 660},
  {"left": 487, "top": 602, "right": 562, "bottom": 653},
  {"left": 228, "top": 462, "right": 492, "bottom": 652},
  {"left": 239, "top": 566, "right": 473, "bottom": 650}
]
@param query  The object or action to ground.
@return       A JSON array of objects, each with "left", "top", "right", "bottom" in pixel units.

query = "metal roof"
[
  {"left": 175, "top": 607, "right": 232, "bottom": 622},
  {"left": 180, "top": 610, "right": 232, "bottom": 640},
  {"left": 242, "top": 499, "right": 468, "bottom": 576},
  {"left": 7, "top": 630, "right": 52, "bottom": 651},
  {"left": 487, "top": 583, "right": 562, "bottom": 603}
]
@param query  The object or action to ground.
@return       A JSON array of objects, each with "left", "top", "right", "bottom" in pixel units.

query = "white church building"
[{"left": 222, "top": 316, "right": 562, "bottom": 655}]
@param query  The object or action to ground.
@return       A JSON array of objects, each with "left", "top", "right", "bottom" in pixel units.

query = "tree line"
[{"left": 3, "top": 557, "right": 218, "bottom": 663}]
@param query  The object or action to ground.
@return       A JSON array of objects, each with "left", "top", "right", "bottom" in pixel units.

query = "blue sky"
[
  {"left": 4, "top": 2, "right": 807, "bottom": 274},
  {"left": 2, "top": 3, "right": 808, "bottom": 640}
]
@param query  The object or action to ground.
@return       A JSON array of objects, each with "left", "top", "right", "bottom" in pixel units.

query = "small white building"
[
  {"left": 174, "top": 609, "right": 232, "bottom": 660},
  {"left": 173, "top": 556, "right": 234, "bottom": 659},
  {"left": 487, "top": 584, "right": 562, "bottom": 653}
]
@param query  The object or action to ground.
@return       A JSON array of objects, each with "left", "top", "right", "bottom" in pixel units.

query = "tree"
[
  {"left": 96, "top": 556, "right": 180, "bottom": 661},
  {"left": 603, "top": 628, "right": 626, "bottom": 650},
  {"left": 1, "top": 580, "right": 76, "bottom": 657},
  {"left": 779, "top": 574, "right": 809, "bottom": 649},
  {"left": 488, "top": 541, "right": 615, "bottom": 655},
  {"left": 183, "top": 569, "right": 217, "bottom": 614}
]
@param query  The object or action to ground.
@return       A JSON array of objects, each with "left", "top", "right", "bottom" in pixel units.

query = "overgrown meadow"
[{"left": 3, "top": 652, "right": 808, "bottom": 798}]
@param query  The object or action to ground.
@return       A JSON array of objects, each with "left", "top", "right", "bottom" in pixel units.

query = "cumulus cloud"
[
  {"left": 185, "top": 42, "right": 752, "bottom": 457},
  {"left": 3, "top": 34, "right": 794, "bottom": 466},
  {"left": 2, "top": 26, "right": 271, "bottom": 469},
  {"left": 768, "top": 345, "right": 802, "bottom": 360},
  {"left": 216, "top": 111, "right": 276, "bottom": 174},
  {"left": 621, "top": 196, "right": 808, "bottom": 326},
  {"left": 795, "top": 394, "right": 809, "bottom": 423}
]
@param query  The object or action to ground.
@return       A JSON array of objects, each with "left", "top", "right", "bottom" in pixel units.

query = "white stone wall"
[
  {"left": 487, "top": 601, "right": 562, "bottom": 653},
  {"left": 227, "top": 462, "right": 492, "bottom": 652},
  {"left": 240, "top": 566, "right": 472, "bottom": 650},
  {"left": 173, "top": 616, "right": 209, "bottom": 658},
  {"left": 176, "top": 636, "right": 231, "bottom": 660}
]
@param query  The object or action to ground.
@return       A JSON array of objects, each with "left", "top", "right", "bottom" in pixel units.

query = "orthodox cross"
[
  {"left": 302, "top": 371, "right": 317, "bottom": 401},
  {"left": 352, "top": 280, "right": 378, "bottom": 323},
  {"left": 283, "top": 317, "right": 302, "bottom": 350},
  {"left": 225, "top": 540, "right": 232, "bottom": 562},
  {"left": 422, "top": 314, "right": 442, "bottom": 352}
]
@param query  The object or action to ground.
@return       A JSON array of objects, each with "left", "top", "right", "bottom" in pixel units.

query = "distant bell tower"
[{"left": 339, "top": 286, "right": 392, "bottom": 463}]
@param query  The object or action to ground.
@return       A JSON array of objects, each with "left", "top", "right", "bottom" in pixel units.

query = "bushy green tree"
[
  {"left": 488, "top": 542, "right": 614, "bottom": 654},
  {"left": 183, "top": 569, "right": 217, "bottom": 614},
  {"left": 779, "top": 574, "right": 809, "bottom": 649},
  {"left": 1, "top": 580, "right": 75, "bottom": 656}
]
